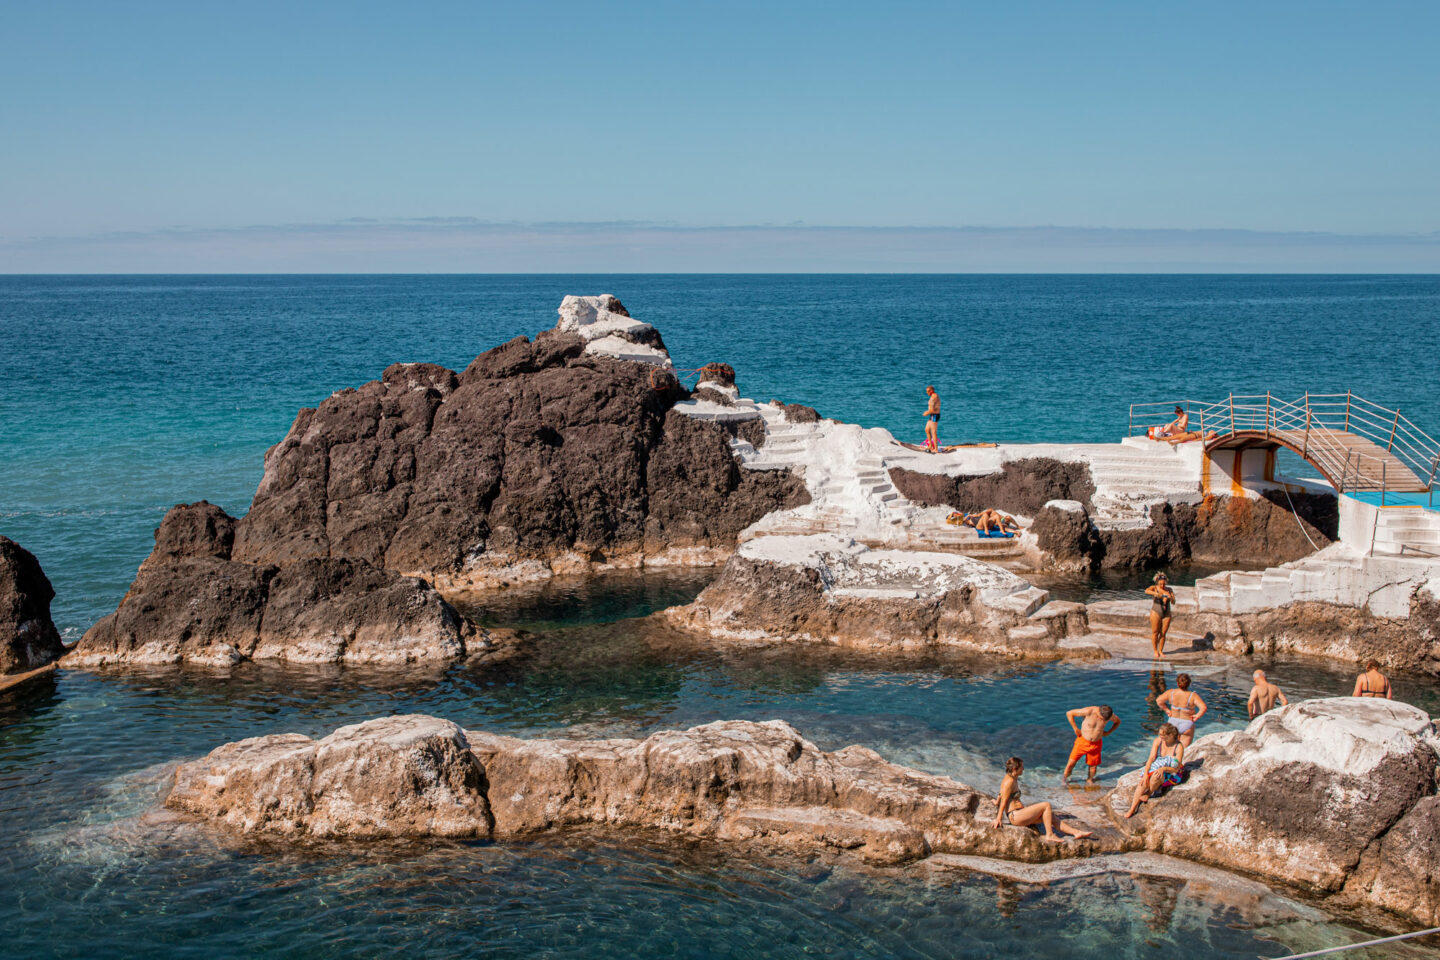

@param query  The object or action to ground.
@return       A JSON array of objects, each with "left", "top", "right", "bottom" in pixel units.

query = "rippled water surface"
[
  {"left": 5, "top": 576, "right": 1440, "bottom": 958},
  {"left": 5, "top": 276, "right": 1440, "bottom": 957}
]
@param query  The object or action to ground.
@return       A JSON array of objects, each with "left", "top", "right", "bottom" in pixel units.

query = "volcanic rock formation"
[
  {"left": 0, "top": 536, "right": 65, "bottom": 674},
  {"left": 73, "top": 296, "right": 806, "bottom": 666},
  {"left": 1107, "top": 698, "right": 1440, "bottom": 925},
  {"left": 169, "top": 699, "right": 1440, "bottom": 927},
  {"left": 73, "top": 501, "right": 479, "bottom": 667},
  {"left": 664, "top": 533, "right": 1084, "bottom": 655},
  {"left": 166, "top": 715, "right": 1093, "bottom": 865}
]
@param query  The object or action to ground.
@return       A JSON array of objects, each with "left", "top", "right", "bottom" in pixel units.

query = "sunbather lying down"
[
  {"left": 1162, "top": 429, "right": 1218, "bottom": 446},
  {"left": 962, "top": 509, "right": 1019, "bottom": 535}
]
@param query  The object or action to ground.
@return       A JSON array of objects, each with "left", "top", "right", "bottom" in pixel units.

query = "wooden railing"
[{"left": 1128, "top": 392, "right": 1439, "bottom": 501}]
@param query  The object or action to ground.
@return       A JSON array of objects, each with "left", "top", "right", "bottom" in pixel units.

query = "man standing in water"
[
  {"left": 923, "top": 385, "right": 941, "bottom": 453},
  {"left": 1247, "top": 670, "right": 1289, "bottom": 718},
  {"left": 1062, "top": 704, "right": 1120, "bottom": 784}
]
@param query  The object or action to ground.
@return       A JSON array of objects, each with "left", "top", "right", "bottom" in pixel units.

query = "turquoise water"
[
  {"left": 5, "top": 579, "right": 1440, "bottom": 959},
  {"left": 4, "top": 274, "right": 1440, "bottom": 636},
  {"left": 5, "top": 276, "right": 1440, "bottom": 958}
]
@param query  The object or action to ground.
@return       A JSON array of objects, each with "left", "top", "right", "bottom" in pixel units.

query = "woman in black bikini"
[
  {"left": 1145, "top": 572, "right": 1175, "bottom": 659},
  {"left": 991, "top": 757, "right": 1094, "bottom": 843},
  {"left": 1352, "top": 659, "right": 1393, "bottom": 699}
]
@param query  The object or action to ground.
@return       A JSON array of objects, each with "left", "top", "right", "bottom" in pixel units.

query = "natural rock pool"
[{"left": 5, "top": 571, "right": 1440, "bottom": 959}]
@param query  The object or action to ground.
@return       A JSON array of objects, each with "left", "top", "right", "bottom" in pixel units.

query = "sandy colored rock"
[
  {"left": 665, "top": 534, "right": 1063, "bottom": 654},
  {"left": 166, "top": 716, "right": 490, "bottom": 838},
  {"left": 1107, "top": 698, "right": 1438, "bottom": 897},
  {"left": 172, "top": 716, "right": 1098, "bottom": 866},
  {"left": 0, "top": 536, "right": 65, "bottom": 675}
]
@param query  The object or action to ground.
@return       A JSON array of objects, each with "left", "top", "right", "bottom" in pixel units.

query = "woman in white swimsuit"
[
  {"left": 991, "top": 757, "right": 1094, "bottom": 843},
  {"left": 1155, "top": 673, "right": 1206, "bottom": 748}
]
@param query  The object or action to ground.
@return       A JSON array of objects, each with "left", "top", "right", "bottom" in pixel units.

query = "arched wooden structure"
[{"left": 1130, "top": 393, "right": 1439, "bottom": 499}]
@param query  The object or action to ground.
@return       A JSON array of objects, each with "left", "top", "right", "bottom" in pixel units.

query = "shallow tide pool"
[{"left": 4, "top": 572, "right": 1440, "bottom": 959}]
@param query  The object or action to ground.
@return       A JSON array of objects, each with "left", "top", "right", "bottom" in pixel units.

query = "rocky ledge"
[
  {"left": 168, "top": 699, "right": 1440, "bottom": 928},
  {"left": 1, "top": 536, "right": 64, "bottom": 675},
  {"left": 1106, "top": 697, "right": 1440, "bottom": 927},
  {"left": 166, "top": 715, "right": 1094, "bottom": 865},
  {"left": 72, "top": 296, "right": 805, "bottom": 667},
  {"left": 664, "top": 533, "right": 1087, "bottom": 656}
]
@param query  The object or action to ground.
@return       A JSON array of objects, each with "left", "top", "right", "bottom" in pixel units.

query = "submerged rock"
[
  {"left": 664, "top": 533, "right": 1075, "bottom": 655},
  {"left": 1107, "top": 698, "right": 1440, "bottom": 924},
  {"left": 0, "top": 536, "right": 65, "bottom": 674}
]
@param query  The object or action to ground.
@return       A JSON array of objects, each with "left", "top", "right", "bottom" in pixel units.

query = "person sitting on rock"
[
  {"left": 1352, "top": 659, "right": 1393, "bottom": 700},
  {"left": 1247, "top": 669, "right": 1289, "bottom": 718},
  {"left": 1155, "top": 673, "right": 1206, "bottom": 747},
  {"left": 991, "top": 757, "right": 1094, "bottom": 843},
  {"left": 1062, "top": 704, "right": 1120, "bottom": 785},
  {"left": 1123, "top": 723, "right": 1186, "bottom": 818}
]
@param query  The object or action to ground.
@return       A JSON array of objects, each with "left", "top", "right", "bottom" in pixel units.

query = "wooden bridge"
[{"left": 1129, "top": 392, "right": 1440, "bottom": 499}]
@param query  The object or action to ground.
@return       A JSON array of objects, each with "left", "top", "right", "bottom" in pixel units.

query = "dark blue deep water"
[{"left": 4, "top": 276, "right": 1440, "bottom": 959}]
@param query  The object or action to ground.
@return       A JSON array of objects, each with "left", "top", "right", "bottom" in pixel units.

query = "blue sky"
[{"left": 3, "top": 1, "right": 1438, "bottom": 271}]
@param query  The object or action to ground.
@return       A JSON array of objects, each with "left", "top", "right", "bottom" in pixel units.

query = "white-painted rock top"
[
  {"left": 1205, "top": 697, "right": 1435, "bottom": 777},
  {"left": 736, "top": 533, "right": 1031, "bottom": 601},
  {"left": 556, "top": 294, "right": 651, "bottom": 340},
  {"left": 584, "top": 335, "right": 672, "bottom": 367}
]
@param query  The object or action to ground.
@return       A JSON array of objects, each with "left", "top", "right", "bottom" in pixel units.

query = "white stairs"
[
  {"left": 1371, "top": 507, "right": 1440, "bottom": 557},
  {"left": 1086, "top": 442, "right": 1201, "bottom": 530}
]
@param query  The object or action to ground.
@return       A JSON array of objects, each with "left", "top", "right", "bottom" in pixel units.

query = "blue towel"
[{"left": 977, "top": 530, "right": 1015, "bottom": 539}]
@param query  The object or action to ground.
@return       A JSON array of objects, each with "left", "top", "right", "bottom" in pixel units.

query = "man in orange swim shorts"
[{"left": 1062, "top": 704, "right": 1120, "bottom": 785}]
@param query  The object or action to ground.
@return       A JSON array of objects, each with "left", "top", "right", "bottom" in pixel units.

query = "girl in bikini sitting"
[
  {"left": 991, "top": 757, "right": 1094, "bottom": 843},
  {"left": 1124, "top": 723, "right": 1186, "bottom": 818}
]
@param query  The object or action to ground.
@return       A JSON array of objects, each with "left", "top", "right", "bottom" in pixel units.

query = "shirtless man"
[
  {"left": 1247, "top": 669, "right": 1289, "bottom": 718},
  {"left": 923, "top": 385, "right": 941, "bottom": 453},
  {"left": 1062, "top": 704, "right": 1120, "bottom": 784}
]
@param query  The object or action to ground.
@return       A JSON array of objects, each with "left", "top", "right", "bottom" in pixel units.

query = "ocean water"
[
  {"left": 4, "top": 274, "right": 1440, "bottom": 636},
  {"left": 5, "top": 588, "right": 1440, "bottom": 960},
  {"left": 4, "top": 276, "right": 1440, "bottom": 958}
]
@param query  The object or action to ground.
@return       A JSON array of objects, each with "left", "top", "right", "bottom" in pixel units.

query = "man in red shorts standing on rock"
[{"left": 1062, "top": 704, "right": 1120, "bottom": 785}]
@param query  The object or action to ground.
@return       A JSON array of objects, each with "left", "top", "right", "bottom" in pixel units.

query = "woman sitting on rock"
[
  {"left": 1124, "top": 723, "right": 1186, "bottom": 818},
  {"left": 991, "top": 757, "right": 1094, "bottom": 843},
  {"left": 1352, "top": 659, "right": 1393, "bottom": 699}
]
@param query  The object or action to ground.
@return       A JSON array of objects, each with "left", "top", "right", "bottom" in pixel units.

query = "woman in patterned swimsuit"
[{"left": 1123, "top": 723, "right": 1186, "bottom": 819}]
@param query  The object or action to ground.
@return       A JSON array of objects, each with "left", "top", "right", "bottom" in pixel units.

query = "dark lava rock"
[
  {"left": 74, "top": 500, "right": 475, "bottom": 668},
  {"left": 232, "top": 325, "right": 805, "bottom": 580},
  {"left": 0, "top": 536, "right": 65, "bottom": 674},
  {"left": 77, "top": 299, "right": 807, "bottom": 665},
  {"left": 889, "top": 458, "right": 1096, "bottom": 515},
  {"left": 782, "top": 403, "right": 821, "bottom": 424},
  {"left": 1096, "top": 492, "right": 1335, "bottom": 569}
]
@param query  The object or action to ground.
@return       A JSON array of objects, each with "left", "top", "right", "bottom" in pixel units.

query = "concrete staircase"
[
  {"left": 1192, "top": 549, "right": 1438, "bottom": 619},
  {"left": 1371, "top": 507, "right": 1440, "bottom": 558},
  {"left": 1086, "top": 441, "right": 1202, "bottom": 531}
]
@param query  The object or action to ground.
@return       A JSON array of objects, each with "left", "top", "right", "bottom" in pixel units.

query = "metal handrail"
[{"left": 1126, "top": 391, "right": 1438, "bottom": 499}]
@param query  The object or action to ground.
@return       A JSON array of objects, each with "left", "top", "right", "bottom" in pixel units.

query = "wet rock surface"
[
  {"left": 1106, "top": 698, "right": 1440, "bottom": 925},
  {"left": 168, "top": 715, "right": 1098, "bottom": 865},
  {"left": 0, "top": 536, "right": 65, "bottom": 674}
]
